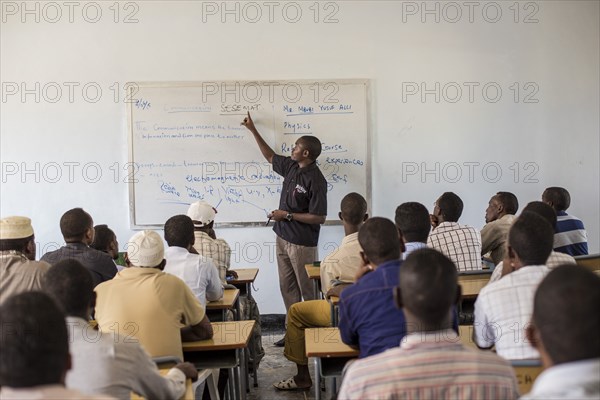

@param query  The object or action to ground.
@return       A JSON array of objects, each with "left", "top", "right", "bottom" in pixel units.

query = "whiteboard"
[{"left": 127, "top": 80, "right": 370, "bottom": 228}]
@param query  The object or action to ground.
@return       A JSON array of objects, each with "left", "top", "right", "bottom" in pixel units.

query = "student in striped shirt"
[
  {"left": 542, "top": 186, "right": 589, "bottom": 256},
  {"left": 339, "top": 249, "right": 518, "bottom": 400}
]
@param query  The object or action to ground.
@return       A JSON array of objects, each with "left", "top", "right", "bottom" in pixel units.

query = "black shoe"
[{"left": 274, "top": 337, "right": 285, "bottom": 347}]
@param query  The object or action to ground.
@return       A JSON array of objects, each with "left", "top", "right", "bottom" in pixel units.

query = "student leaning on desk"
[{"left": 94, "top": 230, "right": 213, "bottom": 361}]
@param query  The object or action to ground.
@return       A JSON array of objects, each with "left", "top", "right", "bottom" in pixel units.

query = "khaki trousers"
[
  {"left": 276, "top": 236, "right": 318, "bottom": 312},
  {"left": 284, "top": 299, "right": 332, "bottom": 365}
]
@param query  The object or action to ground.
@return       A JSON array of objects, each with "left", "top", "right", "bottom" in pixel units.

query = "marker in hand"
[{"left": 265, "top": 217, "right": 272, "bottom": 226}]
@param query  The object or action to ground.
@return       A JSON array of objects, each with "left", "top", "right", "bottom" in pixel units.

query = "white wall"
[{"left": 2, "top": 1, "right": 598, "bottom": 314}]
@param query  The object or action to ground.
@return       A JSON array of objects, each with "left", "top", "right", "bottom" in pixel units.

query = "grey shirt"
[{"left": 65, "top": 316, "right": 187, "bottom": 400}]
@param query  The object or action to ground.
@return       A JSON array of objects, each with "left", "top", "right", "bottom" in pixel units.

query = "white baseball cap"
[
  {"left": 126, "top": 230, "right": 164, "bottom": 268},
  {"left": 0, "top": 216, "right": 34, "bottom": 240},
  {"left": 187, "top": 201, "right": 217, "bottom": 227}
]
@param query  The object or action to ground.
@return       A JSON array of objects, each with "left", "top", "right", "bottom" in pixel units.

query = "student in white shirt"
[
  {"left": 163, "top": 214, "right": 223, "bottom": 307},
  {"left": 522, "top": 265, "right": 600, "bottom": 399},
  {"left": 43, "top": 258, "right": 198, "bottom": 399}
]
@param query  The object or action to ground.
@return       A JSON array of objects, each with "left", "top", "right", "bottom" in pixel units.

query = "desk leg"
[
  {"left": 239, "top": 347, "right": 247, "bottom": 399},
  {"left": 314, "top": 358, "right": 321, "bottom": 400},
  {"left": 313, "top": 281, "right": 319, "bottom": 300},
  {"left": 244, "top": 348, "right": 250, "bottom": 392}
]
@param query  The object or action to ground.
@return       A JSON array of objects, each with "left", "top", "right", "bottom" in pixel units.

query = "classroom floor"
[{"left": 246, "top": 314, "right": 328, "bottom": 400}]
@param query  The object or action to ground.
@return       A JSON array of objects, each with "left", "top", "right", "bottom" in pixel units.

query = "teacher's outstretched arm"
[{"left": 241, "top": 112, "right": 275, "bottom": 164}]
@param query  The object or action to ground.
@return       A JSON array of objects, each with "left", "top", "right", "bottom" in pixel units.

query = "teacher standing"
[{"left": 242, "top": 112, "right": 327, "bottom": 346}]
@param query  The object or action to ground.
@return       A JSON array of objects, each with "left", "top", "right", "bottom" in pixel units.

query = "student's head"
[
  {"left": 542, "top": 187, "right": 570, "bottom": 212},
  {"left": 434, "top": 192, "right": 463, "bottom": 222},
  {"left": 42, "top": 259, "right": 94, "bottom": 319},
  {"left": 339, "top": 192, "right": 368, "bottom": 226},
  {"left": 522, "top": 201, "right": 557, "bottom": 230},
  {"left": 91, "top": 224, "right": 119, "bottom": 260},
  {"left": 294, "top": 136, "right": 322, "bottom": 161},
  {"left": 0, "top": 291, "right": 70, "bottom": 388},
  {"left": 358, "top": 217, "right": 401, "bottom": 266},
  {"left": 0, "top": 216, "right": 36, "bottom": 260},
  {"left": 395, "top": 202, "right": 430, "bottom": 243},
  {"left": 187, "top": 201, "right": 217, "bottom": 230},
  {"left": 485, "top": 192, "right": 519, "bottom": 223},
  {"left": 527, "top": 265, "right": 600, "bottom": 367},
  {"left": 164, "top": 215, "right": 195, "bottom": 248},
  {"left": 507, "top": 211, "right": 554, "bottom": 267},
  {"left": 396, "top": 249, "right": 458, "bottom": 331},
  {"left": 59, "top": 208, "right": 94, "bottom": 244},
  {"left": 125, "top": 230, "right": 165, "bottom": 269}
]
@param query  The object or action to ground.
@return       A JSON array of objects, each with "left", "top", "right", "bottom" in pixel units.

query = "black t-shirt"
[{"left": 271, "top": 154, "right": 327, "bottom": 247}]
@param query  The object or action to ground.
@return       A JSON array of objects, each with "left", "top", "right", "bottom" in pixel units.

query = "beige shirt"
[
  {"left": 319, "top": 232, "right": 363, "bottom": 294},
  {"left": 193, "top": 231, "right": 231, "bottom": 285},
  {"left": 94, "top": 267, "right": 205, "bottom": 360},
  {"left": 0, "top": 251, "right": 51, "bottom": 305},
  {"left": 481, "top": 214, "right": 516, "bottom": 265}
]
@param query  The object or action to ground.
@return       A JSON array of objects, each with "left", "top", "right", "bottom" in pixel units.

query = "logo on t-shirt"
[{"left": 294, "top": 184, "right": 307, "bottom": 195}]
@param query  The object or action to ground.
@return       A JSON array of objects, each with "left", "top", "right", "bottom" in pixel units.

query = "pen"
[{"left": 265, "top": 217, "right": 272, "bottom": 226}]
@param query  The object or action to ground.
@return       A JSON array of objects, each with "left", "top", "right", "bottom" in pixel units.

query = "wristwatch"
[{"left": 285, "top": 212, "right": 293, "bottom": 222}]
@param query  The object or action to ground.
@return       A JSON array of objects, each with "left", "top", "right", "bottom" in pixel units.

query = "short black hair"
[
  {"left": 91, "top": 224, "right": 116, "bottom": 253},
  {"left": 59, "top": 208, "right": 93, "bottom": 242},
  {"left": 400, "top": 249, "right": 457, "bottom": 327},
  {"left": 542, "top": 187, "right": 571, "bottom": 211},
  {"left": 0, "top": 292, "right": 68, "bottom": 388},
  {"left": 533, "top": 265, "right": 600, "bottom": 364},
  {"left": 340, "top": 192, "right": 367, "bottom": 225},
  {"left": 42, "top": 259, "right": 93, "bottom": 317},
  {"left": 437, "top": 192, "right": 463, "bottom": 222},
  {"left": 0, "top": 235, "right": 33, "bottom": 252},
  {"left": 495, "top": 192, "right": 519, "bottom": 215},
  {"left": 522, "top": 201, "right": 557, "bottom": 230},
  {"left": 508, "top": 211, "right": 553, "bottom": 266},
  {"left": 298, "top": 136, "right": 322, "bottom": 160},
  {"left": 164, "top": 215, "right": 195, "bottom": 248},
  {"left": 358, "top": 217, "right": 400, "bottom": 265},
  {"left": 395, "top": 202, "right": 430, "bottom": 243}
]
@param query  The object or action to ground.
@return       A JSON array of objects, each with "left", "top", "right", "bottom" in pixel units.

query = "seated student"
[
  {"left": 474, "top": 212, "right": 553, "bottom": 360},
  {"left": 43, "top": 259, "right": 197, "bottom": 399},
  {"left": 542, "top": 186, "right": 589, "bottom": 256},
  {"left": 90, "top": 224, "right": 122, "bottom": 270},
  {"left": 489, "top": 201, "right": 576, "bottom": 283},
  {"left": 339, "top": 217, "right": 461, "bottom": 359},
  {"left": 319, "top": 193, "right": 368, "bottom": 295},
  {"left": 41, "top": 208, "right": 117, "bottom": 287},
  {"left": 339, "top": 249, "right": 518, "bottom": 400},
  {"left": 187, "top": 200, "right": 236, "bottom": 285},
  {"left": 428, "top": 192, "right": 482, "bottom": 271},
  {"left": 163, "top": 215, "right": 223, "bottom": 307},
  {"left": 394, "top": 202, "right": 430, "bottom": 258},
  {"left": 522, "top": 265, "right": 600, "bottom": 399},
  {"left": 273, "top": 192, "right": 367, "bottom": 391},
  {"left": 0, "top": 292, "right": 111, "bottom": 400},
  {"left": 481, "top": 192, "right": 518, "bottom": 265},
  {"left": 0, "top": 216, "right": 50, "bottom": 305},
  {"left": 94, "top": 230, "right": 213, "bottom": 360}
]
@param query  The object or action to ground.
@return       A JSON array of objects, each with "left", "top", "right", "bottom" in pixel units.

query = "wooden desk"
[
  {"left": 230, "top": 268, "right": 259, "bottom": 300},
  {"left": 183, "top": 321, "right": 255, "bottom": 400},
  {"left": 511, "top": 359, "right": 543, "bottom": 395},
  {"left": 305, "top": 264, "right": 322, "bottom": 299},
  {"left": 306, "top": 327, "right": 359, "bottom": 400},
  {"left": 207, "top": 288, "right": 240, "bottom": 321},
  {"left": 130, "top": 369, "right": 193, "bottom": 400},
  {"left": 229, "top": 268, "right": 260, "bottom": 388},
  {"left": 458, "top": 271, "right": 492, "bottom": 299},
  {"left": 575, "top": 253, "right": 600, "bottom": 271}
]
